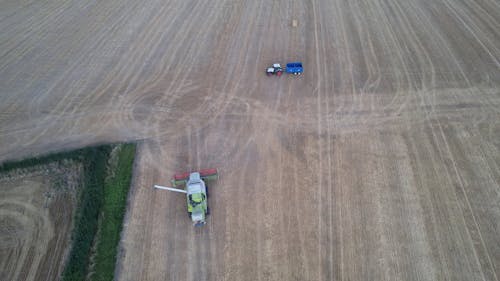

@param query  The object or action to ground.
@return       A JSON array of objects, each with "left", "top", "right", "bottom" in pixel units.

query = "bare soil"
[{"left": 1, "top": 0, "right": 499, "bottom": 280}]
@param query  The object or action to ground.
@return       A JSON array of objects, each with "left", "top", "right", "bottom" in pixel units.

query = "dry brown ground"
[
  {"left": 0, "top": 168, "right": 79, "bottom": 281},
  {"left": 1, "top": 0, "right": 500, "bottom": 280}
]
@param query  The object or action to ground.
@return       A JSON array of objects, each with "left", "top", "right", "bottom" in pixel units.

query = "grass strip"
[{"left": 91, "top": 143, "right": 136, "bottom": 281}]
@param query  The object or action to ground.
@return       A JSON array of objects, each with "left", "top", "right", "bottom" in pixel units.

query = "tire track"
[{"left": 1, "top": 1, "right": 500, "bottom": 280}]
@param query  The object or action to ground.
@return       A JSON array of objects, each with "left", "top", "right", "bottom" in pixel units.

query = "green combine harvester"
[{"left": 154, "top": 168, "right": 218, "bottom": 227}]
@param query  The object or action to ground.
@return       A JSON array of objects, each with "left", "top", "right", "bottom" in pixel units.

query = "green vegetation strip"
[
  {"left": 0, "top": 143, "right": 136, "bottom": 281},
  {"left": 91, "top": 144, "right": 136, "bottom": 281},
  {"left": 0, "top": 148, "right": 86, "bottom": 173},
  {"left": 62, "top": 146, "right": 112, "bottom": 281}
]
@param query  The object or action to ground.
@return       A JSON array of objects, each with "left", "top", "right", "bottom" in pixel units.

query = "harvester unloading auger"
[{"left": 154, "top": 168, "right": 218, "bottom": 227}]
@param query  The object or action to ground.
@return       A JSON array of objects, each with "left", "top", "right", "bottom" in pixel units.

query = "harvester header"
[{"left": 172, "top": 168, "right": 218, "bottom": 186}]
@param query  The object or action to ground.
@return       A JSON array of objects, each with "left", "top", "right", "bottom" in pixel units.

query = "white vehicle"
[{"left": 266, "top": 63, "right": 283, "bottom": 76}]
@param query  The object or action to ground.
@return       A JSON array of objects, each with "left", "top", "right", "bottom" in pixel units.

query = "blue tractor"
[{"left": 285, "top": 62, "right": 303, "bottom": 75}]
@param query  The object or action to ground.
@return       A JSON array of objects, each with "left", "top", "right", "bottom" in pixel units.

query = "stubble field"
[
  {"left": 0, "top": 167, "right": 79, "bottom": 281},
  {"left": 1, "top": 0, "right": 499, "bottom": 280}
]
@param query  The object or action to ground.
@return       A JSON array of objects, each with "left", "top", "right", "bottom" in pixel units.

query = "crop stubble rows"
[
  {"left": 0, "top": 173, "right": 77, "bottom": 281},
  {"left": 0, "top": 0, "right": 499, "bottom": 280}
]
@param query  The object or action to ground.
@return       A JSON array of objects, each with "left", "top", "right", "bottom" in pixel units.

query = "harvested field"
[
  {"left": 1, "top": 0, "right": 500, "bottom": 281},
  {"left": 0, "top": 172, "right": 78, "bottom": 281}
]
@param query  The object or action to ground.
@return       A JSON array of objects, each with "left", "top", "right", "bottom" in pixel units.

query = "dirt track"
[{"left": 1, "top": 0, "right": 500, "bottom": 280}]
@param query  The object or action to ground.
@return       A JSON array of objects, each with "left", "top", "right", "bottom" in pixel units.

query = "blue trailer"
[{"left": 285, "top": 62, "right": 303, "bottom": 75}]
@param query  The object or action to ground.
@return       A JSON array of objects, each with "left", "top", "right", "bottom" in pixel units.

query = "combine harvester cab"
[{"left": 285, "top": 62, "right": 303, "bottom": 75}]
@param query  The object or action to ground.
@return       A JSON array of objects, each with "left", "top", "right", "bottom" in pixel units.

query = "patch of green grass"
[{"left": 91, "top": 143, "right": 136, "bottom": 281}]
